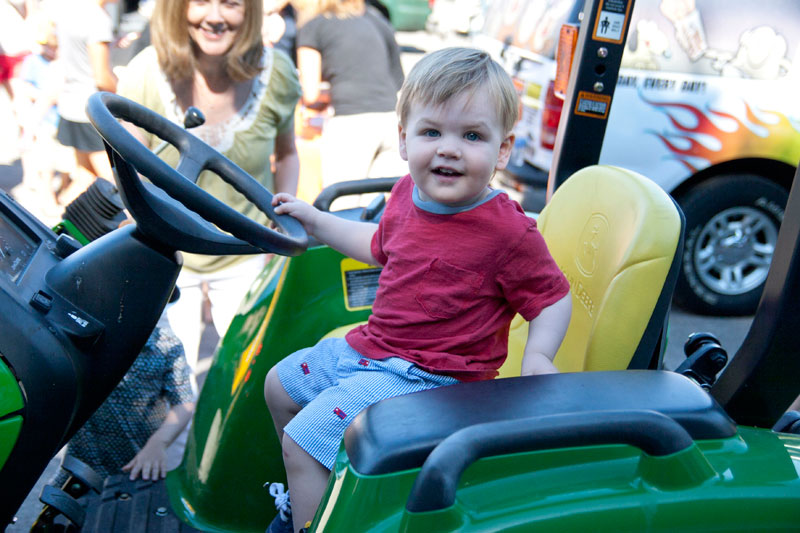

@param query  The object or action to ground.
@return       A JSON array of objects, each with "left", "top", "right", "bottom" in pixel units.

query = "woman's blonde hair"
[
  {"left": 151, "top": 0, "right": 265, "bottom": 82},
  {"left": 293, "top": 0, "right": 364, "bottom": 26},
  {"left": 397, "top": 47, "right": 519, "bottom": 135}
]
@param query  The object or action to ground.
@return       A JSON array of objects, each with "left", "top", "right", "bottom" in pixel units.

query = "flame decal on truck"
[{"left": 644, "top": 98, "right": 800, "bottom": 172}]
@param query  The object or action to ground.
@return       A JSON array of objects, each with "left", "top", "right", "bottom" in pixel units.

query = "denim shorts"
[{"left": 277, "top": 337, "right": 458, "bottom": 470}]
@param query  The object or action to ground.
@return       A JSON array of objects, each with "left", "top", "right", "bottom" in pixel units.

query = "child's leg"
[
  {"left": 267, "top": 339, "right": 459, "bottom": 531},
  {"left": 264, "top": 340, "right": 343, "bottom": 532},
  {"left": 264, "top": 366, "right": 301, "bottom": 441},
  {"left": 281, "top": 433, "right": 331, "bottom": 533},
  {"left": 265, "top": 359, "right": 326, "bottom": 530},
  {"left": 265, "top": 339, "right": 342, "bottom": 441}
]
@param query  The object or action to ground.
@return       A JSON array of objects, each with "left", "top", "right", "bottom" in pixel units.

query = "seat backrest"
[{"left": 498, "top": 165, "right": 684, "bottom": 376}]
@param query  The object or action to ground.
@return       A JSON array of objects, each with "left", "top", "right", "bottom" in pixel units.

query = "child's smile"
[
  {"left": 399, "top": 87, "right": 513, "bottom": 207},
  {"left": 432, "top": 165, "right": 463, "bottom": 178}
]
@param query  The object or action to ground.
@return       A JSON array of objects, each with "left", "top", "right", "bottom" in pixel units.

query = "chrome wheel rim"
[{"left": 693, "top": 206, "right": 777, "bottom": 296}]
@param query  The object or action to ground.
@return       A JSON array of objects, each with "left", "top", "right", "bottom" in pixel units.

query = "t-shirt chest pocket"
[{"left": 415, "top": 259, "right": 485, "bottom": 320}]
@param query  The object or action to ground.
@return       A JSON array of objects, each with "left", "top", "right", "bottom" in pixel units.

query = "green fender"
[
  {"left": 0, "top": 357, "right": 24, "bottom": 471},
  {"left": 167, "top": 245, "right": 375, "bottom": 532},
  {"left": 314, "top": 426, "right": 800, "bottom": 532}
]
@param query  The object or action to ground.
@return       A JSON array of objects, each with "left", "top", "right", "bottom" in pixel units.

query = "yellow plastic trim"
[
  {"left": 499, "top": 165, "right": 681, "bottom": 376},
  {"left": 340, "top": 258, "right": 382, "bottom": 311}
]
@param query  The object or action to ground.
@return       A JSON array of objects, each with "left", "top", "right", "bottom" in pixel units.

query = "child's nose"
[{"left": 436, "top": 140, "right": 461, "bottom": 158}]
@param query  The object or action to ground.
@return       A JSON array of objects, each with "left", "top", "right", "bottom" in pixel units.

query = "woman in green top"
[{"left": 118, "top": 0, "right": 302, "bottom": 382}]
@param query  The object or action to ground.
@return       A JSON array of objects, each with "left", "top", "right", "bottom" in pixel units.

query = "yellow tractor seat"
[
  {"left": 324, "top": 165, "right": 684, "bottom": 379},
  {"left": 499, "top": 165, "right": 684, "bottom": 376}
]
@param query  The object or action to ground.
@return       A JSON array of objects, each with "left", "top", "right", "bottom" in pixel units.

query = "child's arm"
[
  {"left": 272, "top": 193, "right": 379, "bottom": 265},
  {"left": 520, "top": 294, "right": 572, "bottom": 376},
  {"left": 121, "top": 401, "right": 195, "bottom": 480}
]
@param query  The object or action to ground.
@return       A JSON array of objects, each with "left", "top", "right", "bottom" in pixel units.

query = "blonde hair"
[
  {"left": 150, "top": 0, "right": 264, "bottom": 82},
  {"left": 293, "top": 0, "right": 364, "bottom": 26},
  {"left": 397, "top": 47, "right": 519, "bottom": 135},
  {"left": 31, "top": 13, "right": 57, "bottom": 47}
]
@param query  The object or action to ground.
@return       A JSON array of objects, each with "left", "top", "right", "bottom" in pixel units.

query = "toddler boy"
[{"left": 264, "top": 46, "right": 572, "bottom": 533}]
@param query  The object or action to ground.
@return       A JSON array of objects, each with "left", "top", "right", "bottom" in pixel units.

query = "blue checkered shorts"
[{"left": 277, "top": 337, "right": 458, "bottom": 470}]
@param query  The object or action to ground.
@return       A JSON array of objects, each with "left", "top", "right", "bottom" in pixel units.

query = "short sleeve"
[
  {"left": 118, "top": 47, "right": 154, "bottom": 104},
  {"left": 370, "top": 220, "right": 388, "bottom": 266},
  {"left": 117, "top": 59, "right": 145, "bottom": 105},
  {"left": 295, "top": 16, "right": 322, "bottom": 51},
  {"left": 369, "top": 176, "right": 411, "bottom": 266},
  {"left": 498, "top": 223, "right": 570, "bottom": 321},
  {"left": 158, "top": 328, "right": 195, "bottom": 406},
  {"left": 18, "top": 56, "right": 37, "bottom": 85},
  {"left": 87, "top": 8, "right": 114, "bottom": 44},
  {"left": 117, "top": 47, "right": 163, "bottom": 149},
  {"left": 267, "top": 49, "right": 302, "bottom": 133}
]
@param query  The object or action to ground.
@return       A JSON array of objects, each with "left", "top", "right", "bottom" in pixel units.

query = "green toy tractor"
[{"left": 2, "top": 0, "right": 800, "bottom": 530}]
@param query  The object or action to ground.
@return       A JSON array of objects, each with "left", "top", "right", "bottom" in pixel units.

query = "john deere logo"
[{"left": 577, "top": 214, "right": 608, "bottom": 276}]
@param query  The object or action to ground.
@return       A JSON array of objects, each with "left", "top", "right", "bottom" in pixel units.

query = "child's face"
[
  {"left": 399, "top": 87, "right": 513, "bottom": 207},
  {"left": 41, "top": 42, "right": 57, "bottom": 61}
]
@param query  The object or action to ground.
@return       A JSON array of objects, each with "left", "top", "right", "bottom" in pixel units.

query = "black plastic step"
[{"left": 79, "top": 475, "right": 202, "bottom": 533}]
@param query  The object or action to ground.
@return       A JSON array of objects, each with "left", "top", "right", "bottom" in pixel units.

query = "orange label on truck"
[{"left": 574, "top": 91, "right": 612, "bottom": 119}]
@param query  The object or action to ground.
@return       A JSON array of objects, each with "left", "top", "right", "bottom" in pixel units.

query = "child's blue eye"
[
  {"left": 464, "top": 132, "right": 481, "bottom": 141},
  {"left": 424, "top": 129, "right": 440, "bottom": 138}
]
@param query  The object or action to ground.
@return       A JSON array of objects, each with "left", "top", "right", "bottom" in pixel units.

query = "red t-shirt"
[
  {"left": 0, "top": 52, "right": 28, "bottom": 83},
  {"left": 345, "top": 176, "right": 570, "bottom": 381}
]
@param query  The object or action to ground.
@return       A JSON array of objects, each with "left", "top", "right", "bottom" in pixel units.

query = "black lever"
[
  {"left": 182, "top": 106, "right": 205, "bottom": 129},
  {"left": 675, "top": 332, "right": 728, "bottom": 389},
  {"left": 153, "top": 106, "right": 206, "bottom": 155}
]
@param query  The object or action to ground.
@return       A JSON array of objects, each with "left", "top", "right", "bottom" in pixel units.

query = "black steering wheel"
[{"left": 86, "top": 92, "right": 308, "bottom": 256}]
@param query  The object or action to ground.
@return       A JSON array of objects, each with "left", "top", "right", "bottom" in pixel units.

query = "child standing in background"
[
  {"left": 54, "top": 323, "right": 195, "bottom": 485},
  {"left": 15, "top": 15, "right": 72, "bottom": 221}
]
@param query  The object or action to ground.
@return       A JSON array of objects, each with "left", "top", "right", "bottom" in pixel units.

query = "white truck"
[{"left": 475, "top": 0, "right": 800, "bottom": 316}]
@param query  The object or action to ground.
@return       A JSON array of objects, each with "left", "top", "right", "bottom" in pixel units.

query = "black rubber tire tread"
[{"left": 674, "top": 173, "right": 788, "bottom": 316}]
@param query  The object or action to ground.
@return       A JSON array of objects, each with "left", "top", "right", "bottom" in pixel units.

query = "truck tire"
[{"left": 674, "top": 174, "right": 787, "bottom": 316}]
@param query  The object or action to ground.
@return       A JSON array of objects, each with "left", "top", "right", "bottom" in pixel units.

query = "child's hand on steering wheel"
[{"left": 272, "top": 193, "right": 321, "bottom": 234}]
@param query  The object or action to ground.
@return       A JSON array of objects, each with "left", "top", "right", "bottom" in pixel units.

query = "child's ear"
[
  {"left": 398, "top": 122, "right": 409, "bottom": 161},
  {"left": 495, "top": 133, "right": 514, "bottom": 171}
]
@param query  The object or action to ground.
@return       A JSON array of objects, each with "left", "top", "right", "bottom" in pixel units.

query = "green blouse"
[{"left": 118, "top": 46, "right": 301, "bottom": 272}]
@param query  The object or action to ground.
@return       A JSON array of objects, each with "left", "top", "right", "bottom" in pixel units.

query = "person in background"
[
  {"left": 264, "top": 47, "right": 572, "bottom": 533},
  {"left": 51, "top": 0, "right": 118, "bottom": 206},
  {"left": 263, "top": 0, "right": 297, "bottom": 64},
  {"left": 118, "top": 0, "right": 302, "bottom": 390},
  {"left": 292, "top": 0, "right": 406, "bottom": 208},
  {"left": 54, "top": 323, "right": 195, "bottom": 484},
  {"left": 109, "top": 0, "right": 156, "bottom": 72},
  {"left": 0, "top": 0, "right": 34, "bottom": 166},
  {"left": 0, "top": 0, "right": 34, "bottom": 103},
  {"left": 14, "top": 14, "right": 72, "bottom": 222}
]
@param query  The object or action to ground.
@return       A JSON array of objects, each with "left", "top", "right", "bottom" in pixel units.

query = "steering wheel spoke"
[
  {"left": 174, "top": 155, "right": 207, "bottom": 185},
  {"left": 86, "top": 92, "right": 307, "bottom": 257}
]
